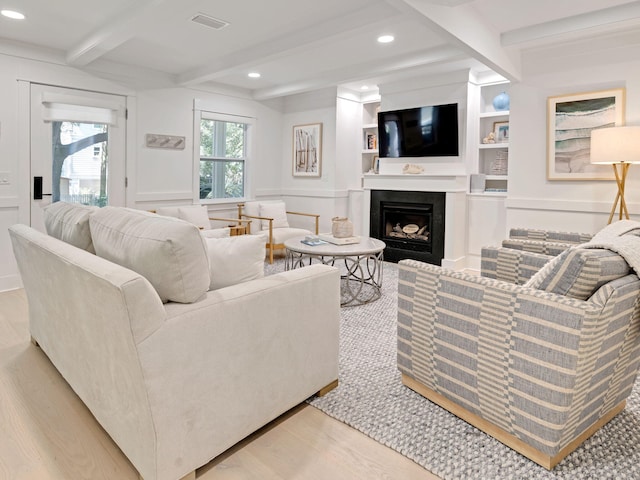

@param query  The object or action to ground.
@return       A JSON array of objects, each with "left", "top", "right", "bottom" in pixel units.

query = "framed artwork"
[
  {"left": 493, "top": 121, "right": 509, "bottom": 143},
  {"left": 371, "top": 155, "right": 379, "bottom": 174},
  {"left": 547, "top": 88, "right": 625, "bottom": 180},
  {"left": 292, "top": 123, "right": 322, "bottom": 177}
]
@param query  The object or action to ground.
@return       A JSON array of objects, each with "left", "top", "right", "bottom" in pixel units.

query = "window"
[{"left": 199, "top": 115, "right": 250, "bottom": 200}]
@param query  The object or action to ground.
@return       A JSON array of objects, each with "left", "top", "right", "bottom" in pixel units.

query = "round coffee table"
[{"left": 284, "top": 236, "right": 386, "bottom": 307}]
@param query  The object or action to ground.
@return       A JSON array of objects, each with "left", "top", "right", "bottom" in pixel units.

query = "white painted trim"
[
  {"left": 0, "top": 197, "right": 19, "bottom": 208},
  {"left": 280, "top": 189, "right": 349, "bottom": 198},
  {"left": 135, "top": 192, "right": 194, "bottom": 203},
  {"left": 0, "top": 275, "right": 22, "bottom": 293},
  {"left": 17, "top": 81, "right": 31, "bottom": 225},
  {"left": 505, "top": 197, "right": 638, "bottom": 214}
]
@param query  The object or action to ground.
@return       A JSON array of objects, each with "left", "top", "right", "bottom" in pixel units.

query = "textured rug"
[{"left": 266, "top": 259, "right": 640, "bottom": 479}]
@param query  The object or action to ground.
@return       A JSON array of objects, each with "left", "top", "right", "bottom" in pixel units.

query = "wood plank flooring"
[{"left": 0, "top": 289, "right": 439, "bottom": 480}]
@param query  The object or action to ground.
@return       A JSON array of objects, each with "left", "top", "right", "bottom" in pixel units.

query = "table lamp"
[{"left": 590, "top": 126, "right": 640, "bottom": 224}]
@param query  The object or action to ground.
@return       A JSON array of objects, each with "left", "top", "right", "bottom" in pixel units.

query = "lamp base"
[{"left": 608, "top": 162, "right": 631, "bottom": 224}]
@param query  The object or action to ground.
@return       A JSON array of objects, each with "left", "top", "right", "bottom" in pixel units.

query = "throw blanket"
[{"left": 578, "top": 220, "right": 640, "bottom": 277}]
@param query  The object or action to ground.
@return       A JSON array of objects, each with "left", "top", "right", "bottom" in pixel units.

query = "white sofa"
[{"left": 9, "top": 204, "right": 340, "bottom": 480}]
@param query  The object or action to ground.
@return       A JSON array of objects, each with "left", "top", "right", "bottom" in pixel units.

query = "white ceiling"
[{"left": 1, "top": 0, "right": 639, "bottom": 99}]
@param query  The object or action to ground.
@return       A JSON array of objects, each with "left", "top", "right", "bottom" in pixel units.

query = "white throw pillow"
[
  {"left": 178, "top": 205, "right": 211, "bottom": 230},
  {"left": 201, "top": 227, "right": 231, "bottom": 239},
  {"left": 43, "top": 201, "right": 98, "bottom": 252},
  {"left": 89, "top": 207, "right": 210, "bottom": 303},
  {"left": 259, "top": 202, "right": 289, "bottom": 231},
  {"left": 206, "top": 235, "right": 265, "bottom": 290}
]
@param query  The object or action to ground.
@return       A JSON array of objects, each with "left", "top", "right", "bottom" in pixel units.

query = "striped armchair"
[
  {"left": 501, "top": 227, "right": 593, "bottom": 256},
  {"left": 397, "top": 246, "right": 640, "bottom": 469}
]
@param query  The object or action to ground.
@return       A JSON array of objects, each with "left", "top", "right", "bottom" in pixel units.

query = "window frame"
[{"left": 193, "top": 110, "right": 255, "bottom": 205}]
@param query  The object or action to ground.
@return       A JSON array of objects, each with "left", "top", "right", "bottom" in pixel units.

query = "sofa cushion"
[
  {"left": 524, "top": 247, "right": 630, "bottom": 300},
  {"left": 178, "top": 205, "right": 211, "bottom": 230},
  {"left": 43, "top": 201, "right": 97, "bottom": 252},
  {"left": 89, "top": 207, "right": 210, "bottom": 303},
  {"left": 206, "top": 235, "right": 265, "bottom": 290},
  {"left": 259, "top": 201, "right": 289, "bottom": 230}
]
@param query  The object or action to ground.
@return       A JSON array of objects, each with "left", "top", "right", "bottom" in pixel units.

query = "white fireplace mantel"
[
  {"left": 362, "top": 173, "right": 468, "bottom": 270},
  {"left": 362, "top": 173, "right": 467, "bottom": 193}
]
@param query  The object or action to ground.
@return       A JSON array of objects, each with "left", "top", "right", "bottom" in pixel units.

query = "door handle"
[{"left": 33, "top": 176, "right": 52, "bottom": 200}]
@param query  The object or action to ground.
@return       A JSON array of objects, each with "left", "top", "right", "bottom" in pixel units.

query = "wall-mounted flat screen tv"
[{"left": 378, "top": 103, "right": 459, "bottom": 157}]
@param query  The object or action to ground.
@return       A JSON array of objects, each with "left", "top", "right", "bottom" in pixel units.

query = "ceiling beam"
[
  {"left": 252, "top": 44, "right": 465, "bottom": 100},
  {"left": 66, "top": 0, "right": 169, "bottom": 66},
  {"left": 502, "top": 2, "right": 640, "bottom": 47},
  {"left": 392, "top": 0, "right": 522, "bottom": 82}
]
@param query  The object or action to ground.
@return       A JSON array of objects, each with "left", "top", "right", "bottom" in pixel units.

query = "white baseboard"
[{"left": 0, "top": 274, "right": 23, "bottom": 293}]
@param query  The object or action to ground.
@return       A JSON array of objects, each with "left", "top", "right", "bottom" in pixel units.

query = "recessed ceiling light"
[
  {"left": 377, "top": 35, "right": 394, "bottom": 44},
  {"left": 248, "top": 72, "right": 261, "bottom": 78},
  {"left": 361, "top": 85, "right": 369, "bottom": 90},
  {"left": 1, "top": 9, "right": 25, "bottom": 20}
]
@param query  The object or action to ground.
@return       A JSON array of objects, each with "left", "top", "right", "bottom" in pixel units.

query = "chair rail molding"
[{"left": 505, "top": 197, "right": 639, "bottom": 214}]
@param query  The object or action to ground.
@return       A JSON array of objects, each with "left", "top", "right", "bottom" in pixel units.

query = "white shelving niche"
[
  {"left": 361, "top": 100, "right": 380, "bottom": 174},
  {"left": 476, "top": 83, "right": 510, "bottom": 195}
]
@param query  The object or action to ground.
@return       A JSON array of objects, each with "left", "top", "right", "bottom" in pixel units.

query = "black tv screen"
[{"left": 378, "top": 103, "right": 459, "bottom": 157}]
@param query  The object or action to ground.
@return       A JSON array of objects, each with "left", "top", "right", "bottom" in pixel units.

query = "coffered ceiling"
[{"left": 1, "top": 0, "right": 639, "bottom": 99}]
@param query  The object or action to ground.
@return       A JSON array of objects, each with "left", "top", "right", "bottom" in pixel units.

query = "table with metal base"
[{"left": 284, "top": 236, "right": 386, "bottom": 307}]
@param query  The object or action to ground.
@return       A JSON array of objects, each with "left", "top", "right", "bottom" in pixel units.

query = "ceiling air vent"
[{"left": 191, "top": 13, "right": 229, "bottom": 30}]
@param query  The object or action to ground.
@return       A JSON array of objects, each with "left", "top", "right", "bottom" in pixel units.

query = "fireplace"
[{"left": 369, "top": 190, "right": 445, "bottom": 265}]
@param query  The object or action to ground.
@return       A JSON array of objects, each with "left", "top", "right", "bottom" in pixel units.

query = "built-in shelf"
[
  {"left": 478, "top": 143, "right": 509, "bottom": 149},
  {"left": 468, "top": 191, "right": 507, "bottom": 197},
  {"left": 479, "top": 110, "right": 510, "bottom": 118},
  {"left": 475, "top": 83, "right": 510, "bottom": 194},
  {"left": 361, "top": 100, "right": 380, "bottom": 174}
]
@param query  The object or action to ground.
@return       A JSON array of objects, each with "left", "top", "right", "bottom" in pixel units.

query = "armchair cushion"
[
  {"left": 259, "top": 201, "right": 289, "bottom": 230},
  {"left": 156, "top": 206, "right": 180, "bottom": 218},
  {"left": 481, "top": 246, "right": 552, "bottom": 284},
  {"left": 271, "top": 227, "right": 312, "bottom": 244},
  {"left": 178, "top": 205, "right": 211, "bottom": 230},
  {"left": 206, "top": 235, "right": 265, "bottom": 290},
  {"left": 89, "top": 207, "right": 210, "bottom": 304},
  {"left": 509, "top": 227, "right": 593, "bottom": 244},
  {"left": 43, "top": 201, "right": 97, "bottom": 252},
  {"left": 525, "top": 247, "right": 630, "bottom": 300}
]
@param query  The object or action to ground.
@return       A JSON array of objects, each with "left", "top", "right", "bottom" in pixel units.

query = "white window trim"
[{"left": 193, "top": 109, "right": 256, "bottom": 205}]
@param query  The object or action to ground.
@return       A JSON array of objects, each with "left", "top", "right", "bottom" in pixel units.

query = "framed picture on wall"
[
  {"left": 292, "top": 123, "right": 322, "bottom": 177},
  {"left": 547, "top": 88, "right": 625, "bottom": 180}
]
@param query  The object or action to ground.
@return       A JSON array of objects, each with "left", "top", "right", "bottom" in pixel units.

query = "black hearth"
[{"left": 370, "top": 190, "right": 445, "bottom": 265}]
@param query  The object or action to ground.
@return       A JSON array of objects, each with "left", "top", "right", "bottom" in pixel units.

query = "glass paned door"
[
  {"left": 53, "top": 121, "right": 109, "bottom": 206},
  {"left": 30, "top": 84, "right": 126, "bottom": 231}
]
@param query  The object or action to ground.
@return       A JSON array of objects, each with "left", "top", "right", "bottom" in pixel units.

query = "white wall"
[
  {"left": 134, "top": 88, "right": 284, "bottom": 216},
  {"left": 506, "top": 50, "right": 640, "bottom": 234},
  {"left": 280, "top": 88, "right": 347, "bottom": 234},
  {"left": 0, "top": 52, "right": 136, "bottom": 290},
  {"left": 0, "top": 52, "right": 287, "bottom": 290}
]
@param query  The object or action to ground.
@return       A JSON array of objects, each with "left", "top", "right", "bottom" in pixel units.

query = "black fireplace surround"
[{"left": 370, "top": 190, "right": 445, "bottom": 265}]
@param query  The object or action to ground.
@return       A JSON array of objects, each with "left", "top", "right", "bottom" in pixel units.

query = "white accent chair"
[
  {"left": 155, "top": 205, "right": 251, "bottom": 238},
  {"left": 238, "top": 201, "right": 319, "bottom": 263}
]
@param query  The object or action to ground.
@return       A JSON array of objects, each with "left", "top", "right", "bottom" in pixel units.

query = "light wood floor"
[{"left": 0, "top": 288, "right": 439, "bottom": 480}]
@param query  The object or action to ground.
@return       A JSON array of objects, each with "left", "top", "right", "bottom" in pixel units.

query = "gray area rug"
[{"left": 267, "top": 259, "right": 640, "bottom": 479}]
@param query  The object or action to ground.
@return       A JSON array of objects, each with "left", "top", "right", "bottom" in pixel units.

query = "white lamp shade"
[{"left": 590, "top": 126, "right": 640, "bottom": 164}]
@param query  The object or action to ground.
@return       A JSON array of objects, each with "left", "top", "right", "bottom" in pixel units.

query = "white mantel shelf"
[{"left": 362, "top": 173, "right": 467, "bottom": 193}]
